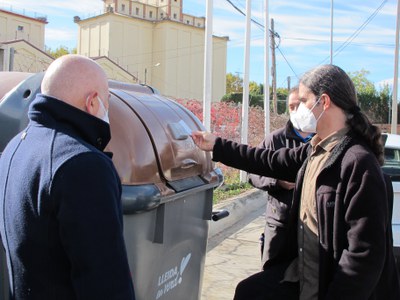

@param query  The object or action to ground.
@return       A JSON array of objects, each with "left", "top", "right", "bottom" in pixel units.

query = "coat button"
[{"left": 97, "top": 137, "right": 102, "bottom": 145}]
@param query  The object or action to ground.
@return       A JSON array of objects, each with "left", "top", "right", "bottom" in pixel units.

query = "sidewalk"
[{"left": 201, "top": 189, "right": 266, "bottom": 300}]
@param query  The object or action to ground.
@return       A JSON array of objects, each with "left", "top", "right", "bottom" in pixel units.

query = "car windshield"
[{"left": 382, "top": 147, "right": 400, "bottom": 181}]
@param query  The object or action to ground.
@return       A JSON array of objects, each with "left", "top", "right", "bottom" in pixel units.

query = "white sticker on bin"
[
  {"left": 168, "top": 121, "right": 191, "bottom": 140},
  {"left": 178, "top": 120, "right": 192, "bottom": 135}
]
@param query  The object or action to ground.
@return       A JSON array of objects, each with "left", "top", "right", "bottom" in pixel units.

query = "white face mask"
[
  {"left": 290, "top": 98, "right": 324, "bottom": 133},
  {"left": 290, "top": 110, "right": 300, "bottom": 131},
  {"left": 97, "top": 96, "right": 110, "bottom": 124}
]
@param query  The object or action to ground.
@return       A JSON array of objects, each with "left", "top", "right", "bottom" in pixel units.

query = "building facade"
[
  {"left": 0, "top": 8, "right": 53, "bottom": 72},
  {"left": 76, "top": 0, "right": 228, "bottom": 101},
  {"left": 0, "top": 8, "right": 47, "bottom": 49},
  {"left": 0, "top": 7, "right": 135, "bottom": 82}
]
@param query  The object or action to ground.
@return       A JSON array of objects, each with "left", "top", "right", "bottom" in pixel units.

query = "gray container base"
[
  {"left": 0, "top": 184, "right": 214, "bottom": 300},
  {"left": 123, "top": 186, "right": 213, "bottom": 300}
]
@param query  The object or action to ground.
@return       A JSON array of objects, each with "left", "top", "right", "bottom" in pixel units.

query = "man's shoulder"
[
  {"left": 264, "top": 127, "right": 287, "bottom": 142},
  {"left": 332, "top": 136, "right": 380, "bottom": 171},
  {"left": 269, "top": 126, "right": 287, "bottom": 136},
  {"left": 52, "top": 132, "right": 111, "bottom": 174}
]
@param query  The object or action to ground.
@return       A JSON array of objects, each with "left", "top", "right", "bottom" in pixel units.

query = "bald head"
[{"left": 41, "top": 55, "right": 109, "bottom": 112}]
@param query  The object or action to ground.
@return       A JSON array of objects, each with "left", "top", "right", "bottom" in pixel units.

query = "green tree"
[
  {"left": 377, "top": 84, "right": 391, "bottom": 124},
  {"left": 226, "top": 73, "right": 243, "bottom": 94},
  {"left": 226, "top": 73, "right": 263, "bottom": 95},
  {"left": 275, "top": 87, "right": 288, "bottom": 114},
  {"left": 249, "top": 81, "right": 262, "bottom": 95},
  {"left": 348, "top": 69, "right": 389, "bottom": 123},
  {"left": 348, "top": 69, "right": 376, "bottom": 96},
  {"left": 220, "top": 92, "right": 263, "bottom": 107},
  {"left": 46, "top": 45, "right": 76, "bottom": 58}
]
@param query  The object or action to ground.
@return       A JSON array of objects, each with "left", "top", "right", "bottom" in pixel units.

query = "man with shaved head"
[{"left": 0, "top": 55, "right": 135, "bottom": 299}]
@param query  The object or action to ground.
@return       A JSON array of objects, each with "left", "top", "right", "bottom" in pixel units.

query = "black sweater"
[{"left": 213, "top": 134, "right": 400, "bottom": 300}]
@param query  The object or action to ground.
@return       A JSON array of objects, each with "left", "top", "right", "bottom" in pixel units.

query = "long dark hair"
[{"left": 300, "top": 64, "right": 384, "bottom": 165}]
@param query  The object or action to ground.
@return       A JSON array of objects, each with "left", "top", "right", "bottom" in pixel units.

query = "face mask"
[
  {"left": 290, "top": 110, "right": 300, "bottom": 131},
  {"left": 290, "top": 98, "right": 324, "bottom": 133},
  {"left": 97, "top": 96, "right": 110, "bottom": 124}
]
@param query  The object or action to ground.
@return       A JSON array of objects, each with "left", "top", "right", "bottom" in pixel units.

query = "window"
[
  {"left": 160, "top": 13, "right": 164, "bottom": 18},
  {"left": 173, "top": 13, "right": 177, "bottom": 19},
  {"left": 149, "top": 11, "right": 153, "bottom": 18},
  {"left": 186, "top": 20, "right": 190, "bottom": 24},
  {"left": 17, "top": 25, "right": 24, "bottom": 31},
  {"left": 121, "top": 4, "right": 125, "bottom": 11},
  {"left": 136, "top": 7, "right": 139, "bottom": 15}
]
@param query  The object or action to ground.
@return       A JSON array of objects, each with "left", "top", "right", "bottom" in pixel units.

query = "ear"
[
  {"left": 85, "top": 92, "right": 98, "bottom": 115},
  {"left": 321, "top": 94, "right": 331, "bottom": 110}
]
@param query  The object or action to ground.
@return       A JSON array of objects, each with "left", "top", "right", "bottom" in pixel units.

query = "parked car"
[{"left": 381, "top": 133, "right": 400, "bottom": 274}]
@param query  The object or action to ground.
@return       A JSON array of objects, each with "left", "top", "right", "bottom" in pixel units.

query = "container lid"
[{"left": 106, "top": 82, "right": 215, "bottom": 190}]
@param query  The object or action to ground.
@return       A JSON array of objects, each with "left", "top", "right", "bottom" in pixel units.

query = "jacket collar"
[
  {"left": 285, "top": 121, "right": 314, "bottom": 143},
  {"left": 28, "top": 94, "right": 111, "bottom": 151},
  {"left": 296, "top": 133, "right": 353, "bottom": 192}
]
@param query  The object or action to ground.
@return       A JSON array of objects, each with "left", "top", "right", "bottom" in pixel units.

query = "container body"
[{"left": 0, "top": 72, "right": 221, "bottom": 300}]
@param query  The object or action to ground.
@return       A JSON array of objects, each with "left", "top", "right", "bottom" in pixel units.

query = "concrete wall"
[{"left": 0, "top": 40, "right": 53, "bottom": 72}]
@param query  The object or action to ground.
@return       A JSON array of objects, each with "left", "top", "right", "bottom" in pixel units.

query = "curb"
[{"left": 209, "top": 188, "right": 266, "bottom": 239}]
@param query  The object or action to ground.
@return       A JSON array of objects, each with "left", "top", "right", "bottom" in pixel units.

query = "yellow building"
[
  {"left": 0, "top": 8, "right": 47, "bottom": 49},
  {"left": 0, "top": 8, "right": 135, "bottom": 82},
  {"left": 76, "top": 0, "right": 228, "bottom": 101},
  {"left": 0, "top": 39, "right": 53, "bottom": 72},
  {"left": 0, "top": 8, "right": 53, "bottom": 72}
]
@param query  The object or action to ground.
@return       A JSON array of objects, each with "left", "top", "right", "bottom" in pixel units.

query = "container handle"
[
  {"left": 212, "top": 210, "right": 230, "bottom": 221},
  {"left": 181, "top": 158, "right": 199, "bottom": 169}
]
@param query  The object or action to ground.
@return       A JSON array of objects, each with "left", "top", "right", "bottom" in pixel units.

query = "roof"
[
  {"left": 0, "top": 39, "right": 54, "bottom": 60},
  {"left": 0, "top": 8, "right": 48, "bottom": 24},
  {"left": 91, "top": 56, "right": 138, "bottom": 81}
]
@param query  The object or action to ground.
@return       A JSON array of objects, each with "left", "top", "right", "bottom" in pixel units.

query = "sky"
[{"left": 0, "top": 0, "right": 399, "bottom": 91}]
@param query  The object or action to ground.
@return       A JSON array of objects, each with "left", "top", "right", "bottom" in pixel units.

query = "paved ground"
[{"left": 201, "top": 190, "right": 266, "bottom": 300}]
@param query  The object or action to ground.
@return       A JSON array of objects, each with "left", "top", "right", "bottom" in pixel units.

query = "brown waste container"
[{"left": 0, "top": 72, "right": 223, "bottom": 300}]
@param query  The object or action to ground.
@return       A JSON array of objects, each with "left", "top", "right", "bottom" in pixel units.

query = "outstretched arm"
[{"left": 191, "top": 131, "right": 217, "bottom": 151}]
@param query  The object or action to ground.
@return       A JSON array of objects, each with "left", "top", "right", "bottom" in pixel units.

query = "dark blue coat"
[{"left": 0, "top": 94, "right": 135, "bottom": 299}]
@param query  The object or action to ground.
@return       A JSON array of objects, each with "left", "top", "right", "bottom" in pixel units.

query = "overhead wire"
[
  {"left": 225, "top": 0, "right": 390, "bottom": 80},
  {"left": 318, "top": 0, "right": 388, "bottom": 64},
  {"left": 334, "top": 0, "right": 388, "bottom": 55},
  {"left": 224, "top": 0, "right": 295, "bottom": 78}
]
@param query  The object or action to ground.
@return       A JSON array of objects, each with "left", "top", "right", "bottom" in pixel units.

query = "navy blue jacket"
[{"left": 0, "top": 94, "right": 135, "bottom": 299}]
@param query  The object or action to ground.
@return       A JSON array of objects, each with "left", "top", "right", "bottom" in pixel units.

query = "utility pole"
[
  {"left": 287, "top": 76, "right": 291, "bottom": 90},
  {"left": 391, "top": 0, "right": 400, "bottom": 134},
  {"left": 263, "top": 0, "right": 270, "bottom": 136},
  {"left": 271, "top": 18, "right": 277, "bottom": 114},
  {"left": 239, "top": 0, "right": 252, "bottom": 183},
  {"left": 203, "top": 0, "right": 213, "bottom": 131}
]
